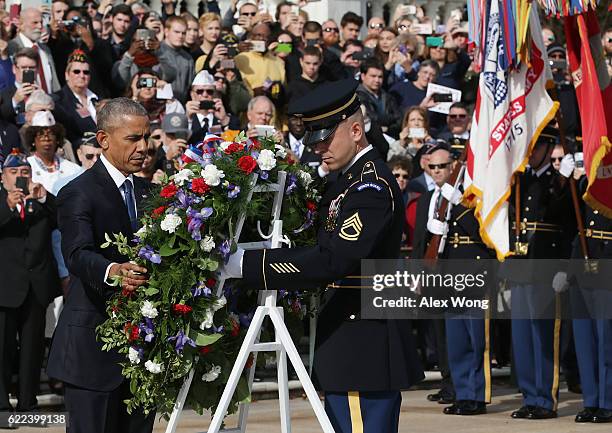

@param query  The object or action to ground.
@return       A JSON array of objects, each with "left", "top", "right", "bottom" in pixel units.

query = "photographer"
[
  {"left": 0, "top": 48, "right": 39, "bottom": 125},
  {"left": 186, "top": 70, "right": 239, "bottom": 143},
  {"left": 548, "top": 43, "right": 580, "bottom": 139},
  {"left": 339, "top": 39, "right": 365, "bottom": 80},
  {"left": 159, "top": 112, "right": 190, "bottom": 174},
  {"left": 113, "top": 27, "right": 176, "bottom": 94},
  {"left": 193, "top": 13, "right": 223, "bottom": 72},
  {"left": 125, "top": 69, "right": 184, "bottom": 124}
]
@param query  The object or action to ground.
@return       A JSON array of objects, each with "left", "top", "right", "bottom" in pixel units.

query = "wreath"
[{"left": 97, "top": 133, "right": 323, "bottom": 416}]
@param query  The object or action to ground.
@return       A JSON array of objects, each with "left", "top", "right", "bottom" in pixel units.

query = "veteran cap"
[
  {"left": 288, "top": 79, "right": 362, "bottom": 147},
  {"left": 2, "top": 148, "right": 30, "bottom": 170}
]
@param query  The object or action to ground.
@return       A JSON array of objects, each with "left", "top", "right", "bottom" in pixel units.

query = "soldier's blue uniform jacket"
[{"left": 243, "top": 147, "right": 424, "bottom": 392}]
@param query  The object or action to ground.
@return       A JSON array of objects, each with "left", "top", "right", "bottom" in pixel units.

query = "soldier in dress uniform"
[
  {"left": 220, "top": 79, "right": 424, "bottom": 433},
  {"left": 430, "top": 203, "right": 496, "bottom": 415},
  {"left": 506, "top": 126, "right": 577, "bottom": 420},
  {"left": 564, "top": 175, "right": 612, "bottom": 423}
]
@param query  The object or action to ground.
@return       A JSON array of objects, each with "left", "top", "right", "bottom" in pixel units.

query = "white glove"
[
  {"left": 440, "top": 183, "right": 463, "bottom": 205},
  {"left": 552, "top": 271, "right": 569, "bottom": 293},
  {"left": 218, "top": 247, "right": 245, "bottom": 280},
  {"left": 559, "top": 154, "right": 575, "bottom": 178},
  {"left": 427, "top": 218, "right": 448, "bottom": 235}
]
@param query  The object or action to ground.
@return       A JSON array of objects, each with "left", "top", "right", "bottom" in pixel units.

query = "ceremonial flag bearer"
[{"left": 221, "top": 79, "right": 424, "bottom": 433}]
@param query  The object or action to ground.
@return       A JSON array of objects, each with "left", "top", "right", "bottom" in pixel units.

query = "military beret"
[{"left": 288, "top": 79, "right": 362, "bottom": 147}]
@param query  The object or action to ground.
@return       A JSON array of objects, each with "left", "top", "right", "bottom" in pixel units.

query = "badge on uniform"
[
  {"left": 325, "top": 193, "right": 345, "bottom": 232},
  {"left": 339, "top": 212, "right": 363, "bottom": 241}
]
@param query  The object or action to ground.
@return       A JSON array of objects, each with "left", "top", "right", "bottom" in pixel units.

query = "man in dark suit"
[
  {"left": 0, "top": 48, "right": 40, "bottom": 125},
  {"left": 47, "top": 98, "right": 154, "bottom": 433},
  {"left": 0, "top": 151, "right": 59, "bottom": 420}
]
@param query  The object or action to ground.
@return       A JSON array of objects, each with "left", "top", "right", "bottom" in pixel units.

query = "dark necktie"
[
  {"left": 31, "top": 44, "right": 48, "bottom": 92},
  {"left": 121, "top": 180, "right": 138, "bottom": 231}
]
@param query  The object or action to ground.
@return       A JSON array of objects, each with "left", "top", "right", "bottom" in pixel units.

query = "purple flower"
[
  {"left": 186, "top": 207, "right": 213, "bottom": 241},
  {"left": 285, "top": 174, "right": 298, "bottom": 195},
  {"left": 138, "top": 245, "right": 161, "bottom": 264},
  {"left": 278, "top": 289, "right": 287, "bottom": 299},
  {"left": 219, "top": 239, "right": 232, "bottom": 264},
  {"left": 259, "top": 171, "right": 269, "bottom": 180},
  {"left": 250, "top": 150, "right": 260, "bottom": 160},
  {"left": 239, "top": 311, "right": 254, "bottom": 328},
  {"left": 175, "top": 189, "right": 193, "bottom": 209},
  {"left": 191, "top": 282, "right": 212, "bottom": 298},
  {"left": 139, "top": 318, "right": 155, "bottom": 343},
  {"left": 293, "top": 209, "right": 315, "bottom": 234},
  {"left": 227, "top": 184, "right": 241, "bottom": 199},
  {"left": 167, "top": 330, "right": 196, "bottom": 354}
]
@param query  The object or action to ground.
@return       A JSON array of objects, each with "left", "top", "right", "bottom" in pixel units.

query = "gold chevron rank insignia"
[
  {"left": 339, "top": 212, "right": 363, "bottom": 241},
  {"left": 269, "top": 262, "right": 300, "bottom": 273}
]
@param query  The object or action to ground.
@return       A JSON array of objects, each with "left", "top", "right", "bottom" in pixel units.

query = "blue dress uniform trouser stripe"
[
  {"left": 445, "top": 317, "right": 489, "bottom": 402},
  {"left": 573, "top": 319, "right": 612, "bottom": 410},
  {"left": 324, "top": 391, "right": 402, "bottom": 433}
]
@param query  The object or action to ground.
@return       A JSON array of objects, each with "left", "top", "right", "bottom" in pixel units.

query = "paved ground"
[{"left": 16, "top": 386, "right": 611, "bottom": 433}]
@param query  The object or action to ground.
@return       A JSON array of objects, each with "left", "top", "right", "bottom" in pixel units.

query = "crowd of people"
[{"left": 0, "top": 0, "right": 612, "bottom": 430}]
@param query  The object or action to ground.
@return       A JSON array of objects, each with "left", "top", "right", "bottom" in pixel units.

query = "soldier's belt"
[
  {"left": 512, "top": 221, "right": 562, "bottom": 233},
  {"left": 584, "top": 228, "right": 612, "bottom": 241},
  {"left": 449, "top": 234, "right": 484, "bottom": 246}
]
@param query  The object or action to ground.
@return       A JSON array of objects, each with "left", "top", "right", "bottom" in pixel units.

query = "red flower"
[
  {"left": 191, "top": 178, "right": 210, "bottom": 195},
  {"left": 231, "top": 320, "right": 240, "bottom": 337},
  {"left": 199, "top": 346, "right": 213, "bottom": 355},
  {"left": 206, "top": 278, "right": 217, "bottom": 288},
  {"left": 224, "top": 142, "right": 242, "bottom": 155},
  {"left": 160, "top": 183, "right": 178, "bottom": 198},
  {"left": 237, "top": 155, "right": 257, "bottom": 174},
  {"left": 286, "top": 156, "right": 295, "bottom": 165},
  {"left": 152, "top": 206, "right": 166, "bottom": 219},
  {"left": 173, "top": 304, "right": 193, "bottom": 315},
  {"left": 124, "top": 323, "right": 140, "bottom": 341},
  {"left": 306, "top": 201, "right": 317, "bottom": 212},
  {"left": 249, "top": 138, "right": 261, "bottom": 150}
]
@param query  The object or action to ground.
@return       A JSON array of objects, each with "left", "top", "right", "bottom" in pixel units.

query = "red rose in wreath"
[
  {"left": 191, "top": 178, "right": 211, "bottom": 195},
  {"left": 237, "top": 155, "right": 257, "bottom": 174},
  {"left": 160, "top": 183, "right": 178, "bottom": 198}
]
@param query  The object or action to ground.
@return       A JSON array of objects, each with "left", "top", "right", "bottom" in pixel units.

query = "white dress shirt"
[
  {"left": 342, "top": 144, "right": 373, "bottom": 174},
  {"left": 71, "top": 88, "right": 98, "bottom": 122}
]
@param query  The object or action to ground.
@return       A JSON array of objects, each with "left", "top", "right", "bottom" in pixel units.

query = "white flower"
[
  {"left": 160, "top": 213, "right": 182, "bottom": 233},
  {"left": 199, "top": 235, "right": 216, "bottom": 252},
  {"left": 219, "top": 141, "right": 232, "bottom": 152},
  {"left": 202, "top": 365, "right": 221, "bottom": 382},
  {"left": 144, "top": 360, "right": 163, "bottom": 374},
  {"left": 212, "top": 295, "right": 227, "bottom": 312},
  {"left": 134, "top": 225, "right": 148, "bottom": 239},
  {"left": 275, "top": 145, "right": 287, "bottom": 159},
  {"left": 140, "top": 300, "right": 158, "bottom": 319},
  {"left": 171, "top": 168, "right": 194, "bottom": 186},
  {"left": 297, "top": 170, "right": 313, "bottom": 188},
  {"left": 257, "top": 149, "right": 277, "bottom": 171},
  {"left": 202, "top": 164, "right": 225, "bottom": 186},
  {"left": 199, "top": 308, "right": 214, "bottom": 330},
  {"left": 128, "top": 347, "right": 141, "bottom": 364}
]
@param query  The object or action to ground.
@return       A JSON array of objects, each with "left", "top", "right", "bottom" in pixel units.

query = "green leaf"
[
  {"left": 191, "top": 331, "right": 222, "bottom": 347},
  {"left": 144, "top": 286, "right": 159, "bottom": 296},
  {"left": 159, "top": 244, "right": 181, "bottom": 256}
]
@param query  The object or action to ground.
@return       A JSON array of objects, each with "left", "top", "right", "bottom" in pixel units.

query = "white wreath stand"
[{"left": 164, "top": 171, "right": 334, "bottom": 433}]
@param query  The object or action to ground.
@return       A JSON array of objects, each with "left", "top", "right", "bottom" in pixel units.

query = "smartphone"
[
  {"left": 200, "top": 100, "right": 215, "bottom": 111},
  {"left": 255, "top": 125, "right": 275, "bottom": 137},
  {"left": 22, "top": 70, "right": 36, "bottom": 84},
  {"left": 15, "top": 177, "right": 29, "bottom": 196},
  {"left": 249, "top": 40, "right": 266, "bottom": 53},
  {"left": 136, "top": 28, "right": 152, "bottom": 41},
  {"left": 574, "top": 152, "right": 584, "bottom": 168},
  {"left": 137, "top": 77, "right": 157, "bottom": 89},
  {"left": 426, "top": 36, "right": 444, "bottom": 47},
  {"left": 9, "top": 4, "right": 21, "bottom": 23},
  {"left": 163, "top": 159, "right": 177, "bottom": 175},
  {"left": 402, "top": 5, "right": 417, "bottom": 15},
  {"left": 432, "top": 93, "right": 453, "bottom": 103},
  {"left": 220, "top": 59, "right": 235, "bottom": 69},
  {"left": 305, "top": 39, "right": 319, "bottom": 47},
  {"left": 412, "top": 23, "right": 433, "bottom": 35},
  {"left": 549, "top": 60, "right": 567, "bottom": 70},
  {"left": 409, "top": 128, "right": 426, "bottom": 139},
  {"left": 275, "top": 43, "right": 292, "bottom": 54}
]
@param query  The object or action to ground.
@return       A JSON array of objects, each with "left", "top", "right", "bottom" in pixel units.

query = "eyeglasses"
[
  {"left": 195, "top": 88, "right": 215, "bottom": 96},
  {"left": 369, "top": 23, "right": 384, "bottom": 30},
  {"left": 448, "top": 114, "right": 467, "bottom": 119},
  {"left": 551, "top": 156, "right": 564, "bottom": 162},
  {"left": 428, "top": 162, "right": 451, "bottom": 170},
  {"left": 240, "top": 12, "right": 257, "bottom": 17},
  {"left": 394, "top": 173, "right": 409, "bottom": 180},
  {"left": 71, "top": 69, "right": 91, "bottom": 75},
  {"left": 84, "top": 153, "right": 99, "bottom": 160},
  {"left": 323, "top": 27, "right": 339, "bottom": 33}
]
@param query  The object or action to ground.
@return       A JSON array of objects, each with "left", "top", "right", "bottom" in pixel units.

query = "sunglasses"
[
  {"left": 84, "top": 153, "right": 99, "bottom": 160},
  {"left": 241, "top": 12, "right": 257, "bottom": 17},
  {"left": 428, "top": 162, "right": 451, "bottom": 170},
  {"left": 369, "top": 23, "right": 384, "bottom": 29},
  {"left": 195, "top": 88, "right": 215, "bottom": 96},
  {"left": 448, "top": 114, "right": 467, "bottom": 119},
  {"left": 551, "top": 156, "right": 564, "bottom": 162},
  {"left": 398, "top": 25, "right": 409, "bottom": 31},
  {"left": 150, "top": 134, "right": 162, "bottom": 140},
  {"left": 323, "top": 27, "right": 339, "bottom": 33},
  {"left": 394, "top": 173, "right": 409, "bottom": 180},
  {"left": 72, "top": 69, "right": 91, "bottom": 75}
]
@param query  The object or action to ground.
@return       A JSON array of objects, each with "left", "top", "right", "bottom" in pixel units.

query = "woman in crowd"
[
  {"left": 182, "top": 13, "right": 201, "bottom": 59},
  {"left": 136, "top": 137, "right": 164, "bottom": 184},
  {"left": 287, "top": 9, "right": 308, "bottom": 39},
  {"left": 550, "top": 144, "right": 565, "bottom": 172},
  {"left": 194, "top": 13, "right": 224, "bottom": 73},
  {"left": 143, "top": 11, "right": 164, "bottom": 41},
  {"left": 388, "top": 106, "right": 432, "bottom": 160},
  {"left": 376, "top": 27, "right": 397, "bottom": 66},
  {"left": 125, "top": 69, "right": 184, "bottom": 123},
  {"left": 271, "top": 30, "right": 294, "bottom": 62},
  {"left": 424, "top": 35, "right": 470, "bottom": 91}
]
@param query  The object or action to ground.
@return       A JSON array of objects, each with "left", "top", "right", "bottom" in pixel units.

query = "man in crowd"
[
  {"left": 436, "top": 102, "right": 471, "bottom": 157},
  {"left": 356, "top": 58, "right": 402, "bottom": 138},
  {"left": 287, "top": 46, "right": 326, "bottom": 101},
  {"left": 367, "top": 16, "right": 385, "bottom": 37},
  {"left": 391, "top": 59, "right": 440, "bottom": 110},
  {"left": 339, "top": 12, "right": 363, "bottom": 47},
  {"left": 159, "top": 112, "right": 190, "bottom": 173},
  {"left": 340, "top": 39, "right": 365, "bottom": 79},
  {"left": 158, "top": 16, "right": 195, "bottom": 104},
  {"left": 244, "top": 96, "right": 283, "bottom": 144},
  {"left": 76, "top": 133, "right": 102, "bottom": 169},
  {"left": 321, "top": 19, "right": 341, "bottom": 56},
  {"left": 100, "top": 4, "right": 133, "bottom": 64},
  {"left": 0, "top": 151, "right": 58, "bottom": 426},
  {"left": 8, "top": 7, "right": 60, "bottom": 93},
  {"left": 0, "top": 48, "right": 40, "bottom": 125},
  {"left": 47, "top": 98, "right": 155, "bottom": 433}
]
